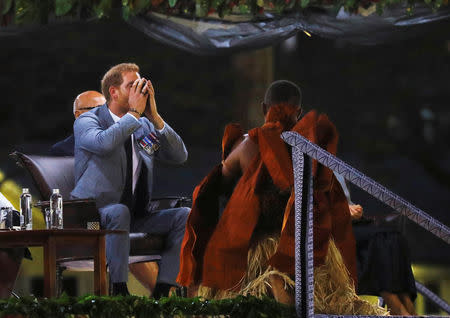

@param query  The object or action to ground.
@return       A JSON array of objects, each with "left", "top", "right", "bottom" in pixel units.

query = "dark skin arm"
[
  {"left": 349, "top": 204, "right": 363, "bottom": 219},
  {"left": 221, "top": 135, "right": 259, "bottom": 185}
]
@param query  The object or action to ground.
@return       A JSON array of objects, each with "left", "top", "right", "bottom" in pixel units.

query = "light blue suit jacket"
[{"left": 71, "top": 104, "right": 188, "bottom": 209}]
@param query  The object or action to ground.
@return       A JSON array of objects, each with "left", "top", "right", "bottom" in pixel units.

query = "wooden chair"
[{"left": 10, "top": 151, "right": 190, "bottom": 295}]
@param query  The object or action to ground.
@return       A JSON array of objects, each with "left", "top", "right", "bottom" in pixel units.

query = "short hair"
[
  {"left": 264, "top": 80, "right": 302, "bottom": 107},
  {"left": 101, "top": 63, "right": 139, "bottom": 102}
]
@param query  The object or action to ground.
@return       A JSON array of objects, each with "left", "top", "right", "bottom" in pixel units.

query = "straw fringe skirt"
[{"left": 197, "top": 237, "right": 388, "bottom": 315}]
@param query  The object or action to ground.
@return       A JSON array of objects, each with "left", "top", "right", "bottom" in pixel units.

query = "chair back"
[
  {"left": 10, "top": 151, "right": 100, "bottom": 229},
  {"left": 10, "top": 151, "right": 169, "bottom": 292},
  {"left": 11, "top": 151, "right": 167, "bottom": 258},
  {"left": 11, "top": 152, "right": 74, "bottom": 200}
]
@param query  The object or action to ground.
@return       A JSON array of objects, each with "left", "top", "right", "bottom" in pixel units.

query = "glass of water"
[
  {"left": 45, "top": 208, "right": 52, "bottom": 229},
  {"left": 0, "top": 208, "right": 6, "bottom": 229}
]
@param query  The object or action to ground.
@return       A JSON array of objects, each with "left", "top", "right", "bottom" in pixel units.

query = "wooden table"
[{"left": 0, "top": 229, "right": 121, "bottom": 298}]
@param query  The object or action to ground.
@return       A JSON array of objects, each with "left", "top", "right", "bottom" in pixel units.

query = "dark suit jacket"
[{"left": 50, "top": 134, "right": 75, "bottom": 156}]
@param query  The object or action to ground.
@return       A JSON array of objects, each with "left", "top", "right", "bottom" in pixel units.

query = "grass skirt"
[{"left": 197, "top": 237, "right": 388, "bottom": 315}]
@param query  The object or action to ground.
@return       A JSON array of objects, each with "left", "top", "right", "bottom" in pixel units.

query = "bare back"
[{"left": 222, "top": 135, "right": 259, "bottom": 184}]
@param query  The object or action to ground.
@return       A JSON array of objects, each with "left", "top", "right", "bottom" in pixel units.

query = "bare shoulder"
[
  {"left": 229, "top": 134, "right": 246, "bottom": 152},
  {"left": 222, "top": 134, "right": 258, "bottom": 180},
  {"left": 238, "top": 135, "right": 258, "bottom": 171},
  {"left": 239, "top": 134, "right": 257, "bottom": 154},
  {"left": 229, "top": 134, "right": 257, "bottom": 156}
]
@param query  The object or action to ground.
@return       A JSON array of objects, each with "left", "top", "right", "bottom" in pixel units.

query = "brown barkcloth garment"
[{"left": 177, "top": 106, "right": 357, "bottom": 292}]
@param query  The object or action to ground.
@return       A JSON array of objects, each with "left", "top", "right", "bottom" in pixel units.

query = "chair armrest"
[
  {"left": 150, "top": 196, "right": 191, "bottom": 202},
  {"left": 149, "top": 196, "right": 191, "bottom": 211}
]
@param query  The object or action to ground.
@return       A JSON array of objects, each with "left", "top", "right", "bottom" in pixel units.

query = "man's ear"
[
  {"left": 262, "top": 102, "right": 268, "bottom": 116},
  {"left": 74, "top": 110, "right": 81, "bottom": 119},
  {"left": 109, "top": 86, "right": 117, "bottom": 101}
]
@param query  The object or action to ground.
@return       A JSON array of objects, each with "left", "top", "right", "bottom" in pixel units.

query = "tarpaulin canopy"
[
  {"left": 126, "top": 5, "right": 450, "bottom": 54},
  {"left": 1, "top": 0, "right": 449, "bottom": 54}
]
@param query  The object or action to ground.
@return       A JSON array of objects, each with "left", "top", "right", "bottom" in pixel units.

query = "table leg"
[
  {"left": 43, "top": 236, "right": 57, "bottom": 298},
  {"left": 94, "top": 235, "right": 107, "bottom": 295}
]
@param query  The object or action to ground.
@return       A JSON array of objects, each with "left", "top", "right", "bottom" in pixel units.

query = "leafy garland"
[
  {"left": 0, "top": 0, "right": 447, "bottom": 26},
  {"left": 0, "top": 294, "right": 295, "bottom": 318}
]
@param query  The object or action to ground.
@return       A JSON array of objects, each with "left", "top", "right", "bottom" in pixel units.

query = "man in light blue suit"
[{"left": 71, "top": 63, "right": 189, "bottom": 296}]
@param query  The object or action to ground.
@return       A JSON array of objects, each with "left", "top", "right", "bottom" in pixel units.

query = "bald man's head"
[{"left": 73, "top": 91, "right": 106, "bottom": 118}]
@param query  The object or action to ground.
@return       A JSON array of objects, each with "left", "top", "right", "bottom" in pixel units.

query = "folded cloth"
[{"left": 0, "top": 193, "right": 14, "bottom": 209}]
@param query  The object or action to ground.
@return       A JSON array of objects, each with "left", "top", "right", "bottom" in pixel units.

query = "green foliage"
[
  {"left": 211, "top": 0, "right": 222, "bottom": 10},
  {"left": 14, "top": 0, "right": 40, "bottom": 24},
  {"left": 54, "top": 0, "right": 74, "bottom": 16},
  {"left": 300, "top": 0, "right": 310, "bottom": 8},
  {"left": 195, "top": 0, "right": 210, "bottom": 16},
  {"left": 0, "top": 0, "right": 447, "bottom": 22},
  {"left": 1, "top": 0, "right": 13, "bottom": 14},
  {"left": 133, "top": 0, "right": 151, "bottom": 13},
  {"left": 217, "top": 0, "right": 232, "bottom": 18},
  {"left": 122, "top": 4, "right": 132, "bottom": 18},
  {"left": 239, "top": 3, "right": 250, "bottom": 12},
  {"left": 376, "top": 2, "right": 384, "bottom": 13},
  {"left": 0, "top": 294, "right": 296, "bottom": 318},
  {"left": 93, "top": 0, "right": 113, "bottom": 18}
]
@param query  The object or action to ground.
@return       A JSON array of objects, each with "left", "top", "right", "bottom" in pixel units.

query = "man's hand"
[
  {"left": 128, "top": 78, "right": 148, "bottom": 118},
  {"left": 143, "top": 79, "right": 164, "bottom": 130},
  {"left": 349, "top": 204, "right": 363, "bottom": 220}
]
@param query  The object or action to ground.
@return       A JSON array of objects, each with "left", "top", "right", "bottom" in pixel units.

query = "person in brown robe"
[{"left": 177, "top": 81, "right": 387, "bottom": 315}]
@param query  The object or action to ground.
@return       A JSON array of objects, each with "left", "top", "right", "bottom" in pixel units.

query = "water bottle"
[
  {"left": 20, "top": 188, "right": 32, "bottom": 230},
  {"left": 4, "top": 207, "right": 13, "bottom": 229},
  {"left": 49, "top": 189, "right": 63, "bottom": 229}
]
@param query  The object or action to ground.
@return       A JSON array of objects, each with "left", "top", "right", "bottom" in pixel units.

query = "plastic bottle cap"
[
  {"left": 53, "top": 189, "right": 59, "bottom": 194},
  {"left": 23, "top": 188, "right": 29, "bottom": 193}
]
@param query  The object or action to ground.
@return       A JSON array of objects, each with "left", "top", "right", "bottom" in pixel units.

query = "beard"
[{"left": 118, "top": 95, "right": 129, "bottom": 109}]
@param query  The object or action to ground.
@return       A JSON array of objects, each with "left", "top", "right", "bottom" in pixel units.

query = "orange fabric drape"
[{"left": 177, "top": 106, "right": 357, "bottom": 290}]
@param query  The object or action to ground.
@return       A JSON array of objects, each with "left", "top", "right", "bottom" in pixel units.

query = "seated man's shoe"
[
  {"left": 112, "top": 282, "right": 130, "bottom": 296},
  {"left": 152, "top": 282, "right": 174, "bottom": 299},
  {"left": 171, "top": 285, "right": 187, "bottom": 297}
]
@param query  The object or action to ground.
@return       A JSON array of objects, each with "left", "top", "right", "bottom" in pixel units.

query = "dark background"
[{"left": 0, "top": 18, "right": 449, "bottom": 265}]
